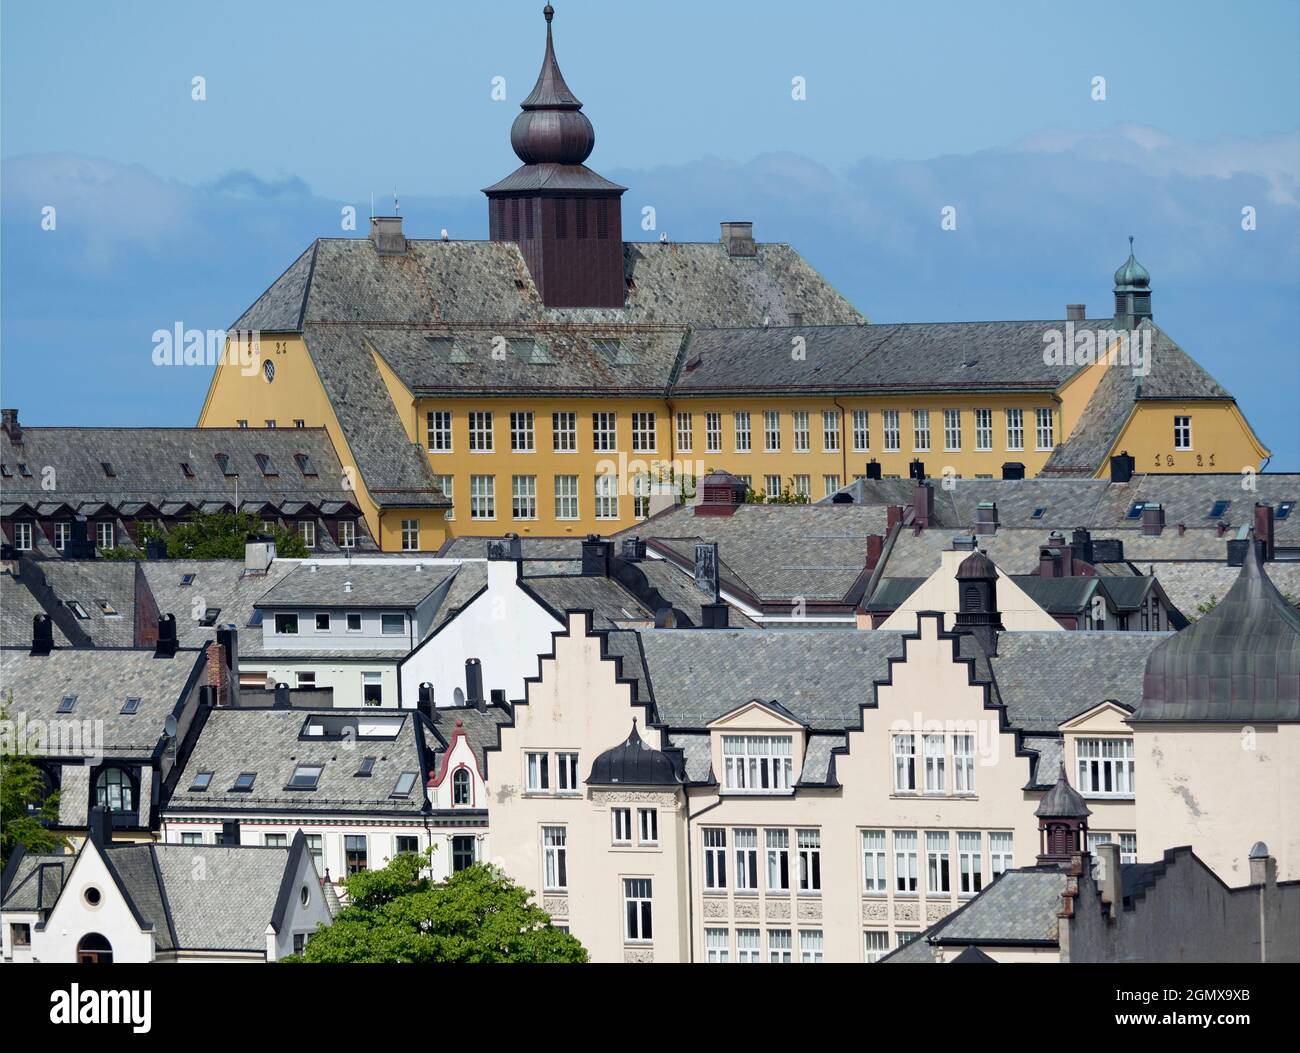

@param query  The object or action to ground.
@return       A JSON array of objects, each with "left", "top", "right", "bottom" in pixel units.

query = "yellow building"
[{"left": 197, "top": 7, "right": 1269, "bottom": 551}]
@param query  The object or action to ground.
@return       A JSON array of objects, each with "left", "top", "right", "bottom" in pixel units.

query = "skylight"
[
  {"left": 101, "top": 461, "right": 116, "bottom": 478},
  {"left": 97, "top": 600, "right": 118, "bottom": 616},
  {"left": 57, "top": 695, "right": 77, "bottom": 714},
  {"left": 180, "top": 462, "right": 196, "bottom": 478},
  {"left": 215, "top": 453, "right": 235, "bottom": 477},
  {"left": 1125, "top": 502, "right": 1145, "bottom": 519},
  {"left": 246, "top": 610, "right": 264, "bottom": 628},
  {"left": 288, "top": 764, "right": 323, "bottom": 790},
  {"left": 426, "top": 336, "right": 471, "bottom": 364},
  {"left": 121, "top": 697, "right": 141, "bottom": 715},
  {"left": 356, "top": 756, "right": 376, "bottom": 777},
  {"left": 199, "top": 607, "right": 221, "bottom": 627},
  {"left": 1277, "top": 502, "right": 1294, "bottom": 520},
  {"left": 390, "top": 771, "right": 418, "bottom": 798},
  {"left": 510, "top": 337, "right": 555, "bottom": 365},
  {"left": 254, "top": 453, "right": 278, "bottom": 477},
  {"left": 65, "top": 601, "right": 90, "bottom": 620},
  {"left": 180, "top": 573, "right": 196, "bottom": 587},
  {"left": 1031, "top": 507, "right": 1046, "bottom": 519},
  {"left": 594, "top": 337, "right": 636, "bottom": 365},
  {"left": 1207, "top": 500, "right": 1231, "bottom": 519},
  {"left": 17, "top": 463, "right": 32, "bottom": 478},
  {"left": 189, "top": 772, "right": 214, "bottom": 792},
  {"left": 294, "top": 452, "right": 318, "bottom": 477},
  {"left": 231, "top": 772, "right": 257, "bottom": 791}
]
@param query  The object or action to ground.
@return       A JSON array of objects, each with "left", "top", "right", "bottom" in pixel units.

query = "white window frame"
[
  {"left": 953, "top": 734, "right": 976, "bottom": 794},
  {"left": 733, "top": 411, "right": 751, "bottom": 453},
  {"left": 923, "top": 733, "right": 946, "bottom": 794},
  {"left": 400, "top": 519, "right": 419, "bottom": 552},
  {"left": 612, "top": 807, "right": 632, "bottom": 845},
  {"left": 552, "top": 411, "right": 576, "bottom": 453},
  {"left": 793, "top": 474, "right": 810, "bottom": 500},
  {"left": 705, "top": 412, "right": 722, "bottom": 453},
  {"left": 676, "top": 412, "right": 693, "bottom": 452},
  {"left": 767, "top": 929, "right": 792, "bottom": 964},
  {"left": 721, "top": 734, "right": 793, "bottom": 793},
  {"left": 797, "top": 829, "right": 821, "bottom": 893},
  {"left": 852, "top": 409, "right": 870, "bottom": 452},
  {"left": 943, "top": 408, "right": 961, "bottom": 452},
  {"left": 593, "top": 412, "right": 618, "bottom": 452},
  {"left": 53, "top": 522, "right": 70, "bottom": 551},
  {"left": 763, "top": 410, "right": 781, "bottom": 452},
  {"left": 468, "top": 411, "right": 493, "bottom": 452},
  {"left": 338, "top": 519, "right": 356, "bottom": 548},
  {"left": 427, "top": 410, "right": 453, "bottom": 452},
  {"left": 822, "top": 410, "right": 840, "bottom": 452},
  {"left": 926, "top": 831, "right": 951, "bottom": 895},
  {"left": 705, "top": 927, "right": 730, "bottom": 963},
  {"left": 863, "top": 930, "right": 889, "bottom": 963},
  {"left": 1174, "top": 415, "right": 1192, "bottom": 451},
  {"left": 1035, "top": 407, "right": 1055, "bottom": 451},
  {"left": 766, "top": 828, "right": 790, "bottom": 891},
  {"left": 637, "top": 807, "right": 658, "bottom": 845},
  {"left": 958, "top": 831, "right": 983, "bottom": 896},
  {"left": 975, "top": 408, "right": 993, "bottom": 451},
  {"left": 792, "top": 410, "right": 810, "bottom": 452},
  {"left": 526, "top": 751, "right": 550, "bottom": 793},
  {"left": 822, "top": 474, "right": 840, "bottom": 498},
  {"left": 511, "top": 475, "right": 537, "bottom": 520},
  {"left": 13, "top": 522, "right": 32, "bottom": 551},
  {"left": 736, "top": 928, "right": 761, "bottom": 963},
  {"left": 556, "top": 751, "right": 580, "bottom": 793},
  {"left": 623, "top": 878, "right": 653, "bottom": 943},
  {"left": 894, "top": 830, "right": 918, "bottom": 893},
  {"left": 554, "top": 475, "right": 579, "bottom": 520},
  {"left": 631, "top": 411, "right": 656, "bottom": 453},
  {"left": 510, "top": 411, "right": 535, "bottom": 453},
  {"left": 861, "top": 830, "right": 887, "bottom": 893},
  {"left": 893, "top": 734, "right": 916, "bottom": 792},
  {"left": 1006, "top": 408, "right": 1024, "bottom": 451},
  {"left": 470, "top": 475, "right": 495, "bottom": 520},
  {"left": 912, "top": 409, "right": 931, "bottom": 452},
  {"left": 734, "top": 828, "right": 758, "bottom": 892},
  {"left": 990, "top": 832, "right": 1014, "bottom": 876},
  {"left": 594, "top": 474, "right": 619, "bottom": 520},
  {"left": 1076, "top": 737, "right": 1135, "bottom": 797},
  {"left": 799, "top": 929, "right": 824, "bottom": 963},
  {"left": 95, "top": 521, "right": 114, "bottom": 549},
  {"left": 882, "top": 409, "right": 900, "bottom": 452},
  {"left": 299, "top": 520, "right": 316, "bottom": 549},
  {"left": 703, "top": 828, "right": 727, "bottom": 890},
  {"left": 764, "top": 474, "right": 781, "bottom": 500},
  {"left": 542, "top": 826, "right": 567, "bottom": 891}
]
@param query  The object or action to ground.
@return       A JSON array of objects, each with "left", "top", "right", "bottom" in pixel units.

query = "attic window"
[
  {"left": 246, "top": 610, "right": 264, "bottom": 628},
  {"left": 199, "top": 607, "right": 221, "bottom": 627},
  {"left": 1125, "top": 502, "right": 1144, "bottom": 519},
  {"left": 180, "top": 574, "right": 196, "bottom": 587},
  {"left": 231, "top": 772, "right": 257, "bottom": 792},
  {"left": 180, "top": 462, "right": 195, "bottom": 478},
  {"left": 1031, "top": 507, "right": 1046, "bottom": 519},
  {"left": 294, "top": 453, "right": 318, "bottom": 477},
  {"left": 287, "top": 764, "right": 323, "bottom": 790},
  {"left": 215, "top": 453, "right": 235, "bottom": 477},
  {"left": 17, "top": 463, "right": 32, "bottom": 478},
  {"left": 121, "top": 697, "right": 141, "bottom": 715},
  {"left": 426, "top": 337, "right": 471, "bottom": 365},
  {"left": 0, "top": 465, "right": 10, "bottom": 478},
  {"left": 510, "top": 338, "right": 555, "bottom": 365},
  {"left": 1278, "top": 502, "right": 1294, "bottom": 520},
  {"left": 1207, "top": 500, "right": 1231, "bottom": 519},
  {"left": 57, "top": 695, "right": 77, "bottom": 714},
  {"left": 65, "top": 600, "right": 90, "bottom": 620},
  {"left": 189, "top": 772, "right": 213, "bottom": 792},
  {"left": 356, "top": 756, "right": 376, "bottom": 777},
  {"left": 254, "top": 453, "right": 278, "bottom": 477},
  {"left": 98, "top": 600, "right": 118, "bottom": 616},
  {"left": 513, "top": 277, "right": 526, "bottom": 290},
  {"left": 390, "top": 771, "right": 418, "bottom": 798},
  {"left": 101, "top": 461, "right": 116, "bottom": 478}
]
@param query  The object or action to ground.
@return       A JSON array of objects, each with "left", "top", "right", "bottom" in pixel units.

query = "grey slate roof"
[
  {"left": 0, "top": 561, "right": 143, "bottom": 648},
  {"left": 882, "top": 868, "right": 1068, "bottom": 961},
  {"left": 255, "top": 562, "right": 456, "bottom": 609},
  {"left": 1, "top": 854, "right": 72, "bottom": 913},
  {"left": 427, "top": 703, "right": 513, "bottom": 772},
  {"left": 520, "top": 573, "right": 654, "bottom": 628},
  {"left": 428, "top": 561, "right": 489, "bottom": 631},
  {"left": 140, "top": 558, "right": 295, "bottom": 654},
  {"left": 164, "top": 708, "right": 429, "bottom": 814}
]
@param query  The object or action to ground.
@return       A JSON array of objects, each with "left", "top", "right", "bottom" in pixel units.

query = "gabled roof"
[{"left": 255, "top": 562, "right": 456, "bottom": 610}]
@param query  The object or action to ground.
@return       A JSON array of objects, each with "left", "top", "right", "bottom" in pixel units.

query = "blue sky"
[{"left": 2, "top": 0, "right": 1298, "bottom": 466}]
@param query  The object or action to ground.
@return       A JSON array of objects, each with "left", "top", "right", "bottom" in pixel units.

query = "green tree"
[
  {"left": 162, "top": 511, "right": 307, "bottom": 559},
  {"left": 285, "top": 853, "right": 587, "bottom": 963},
  {"left": 0, "top": 699, "right": 66, "bottom": 868}
]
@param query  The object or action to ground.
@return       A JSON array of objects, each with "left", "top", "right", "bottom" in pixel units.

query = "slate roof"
[
  {"left": 139, "top": 559, "right": 297, "bottom": 654},
  {"left": 426, "top": 703, "right": 513, "bottom": 772},
  {"left": 255, "top": 562, "right": 456, "bottom": 609},
  {"left": 0, "top": 647, "right": 205, "bottom": 756},
  {"left": 520, "top": 573, "right": 655, "bottom": 628},
  {"left": 1, "top": 854, "right": 72, "bottom": 913},
  {"left": 428, "top": 561, "right": 489, "bottom": 631},
  {"left": 164, "top": 708, "right": 430, "bottom": 814},
  {"left": 0, "top": 560, "right": 144, "bottom": 649},
  {"left": 881, "top": 868, "right": 1069, "bottom": 961}
]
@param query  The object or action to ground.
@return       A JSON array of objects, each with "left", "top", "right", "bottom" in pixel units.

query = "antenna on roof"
[
  {"left": 440, "top": 228, "right": 450, "bottom": 241},
  {"left": 393, "top": 187, "right": 400, "bottom": 214},
  {"left": 369, "top": 192, "right": 374, "bottom": 220}
]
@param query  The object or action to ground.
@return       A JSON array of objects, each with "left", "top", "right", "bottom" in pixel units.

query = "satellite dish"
[{"left": 164, "top": 714, "right": 178, "bottom": 739}]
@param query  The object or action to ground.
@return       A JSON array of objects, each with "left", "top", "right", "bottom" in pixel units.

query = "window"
[
  {"left": 11, "top": 923, "right": 32, "bottom": 948},
  {"left": 851, "top": 409, "right": 870, "bottom": 452},
  {"left": 13, "top": 522, "right": 32, "bottom": 551},
  {"left": 468, "top": 411, "right": 493, "bottom": 452},
  {"left": 232, "top": 772, "right": 256, "bottom": 792},
  {"left": 736, "top": 928, "right": 761, "bottom": 963},
  {"left": 356, "top": 756, "right": 376, "bottom": 777},
  {"left": 593, "top": 412, "right": 617, "bottom": 451},
  {"left": 526, "top": 752, "right": 550, "bottom": 792},
  {"left": 1120, "top": 833, "right": 1138, "bottom": 864},
  {"left": 1077, "top": 738, "right": 1135, "bottom": 797},
  {"left": 676, "top": 412, "right": 693, "bottom": 452},
  {"left": 612, "top": 808, "right": 632, "bottom": 844},
  {"left": 54, "top": 522, "right": 71, "bottom": 551},
  {"left": 923, "top": 734, "right": 946, "bottom": 794},
  {"left": 57, "top": 694, "right": 77, "bottom": 714},
  {"left": 763, "top": 410, "right": 781, "bottom": 452},
  {"left": 470, "top": 475, "right": 495, "bottom": 519},
  {"left": 797, "top": 829, "right": 821, "bottom": 892},
  {"left": 943, "top": 409, "right": 962, "bottom": 451},
  {"left": 310, "top": 614, "right": 330, "bottom": 636},
  {"left": 704, "top": 829, "right": 727, "bottom": 890},
  {"left": 595, "top": 474, "right": 618, "bottom": 520},
  {"left": 764, "top": 474, "right": 781, "bottom": 499},
  {"left": 792, "top": 410, "right": 810, "bottom": 452},
  {"left": 975, "top": 408, "right": 993, "bottom": 451},
  {"left": 288, "top": 764, "right": 323, "bottom": 790},
  {"left": 362, "top": 672, "right": 383, "bottom": 706},
  {"left": 705, "top": 412, "right": 722, "bottom": 453},
  {"left": 926, "top": 832, "right": 951, "bottom": 895},
  {"left": 799, "top": 930, "right": 824, "bottom": 963},
  {"left": 1174, "top": 415, "right": 1192, "bottom": 450},
  {"left": 912, "top": 410, "right": 931, "bottom": 452},
  {"left": 733, "top": 411, "right": 751, "bottom": 452},
  {"left": 426, "top": 410, "right": 452, "bottom": 452},
  {"left": 264, "top": 833, "right": 288, "bottom": 847},
  {"left": 506, "top": 411, "right": 535, "bottom": 453},
  {"left": 705, "top": 928, "right": 730, "bottom": 963},
  {"left": 1276, "top": 501, "right": 1294, "bottom": 520},
  {"left": 347, "top": 613, "right": 362, "bottom": 632},
  {"left": 893, "top": 734, "right": 916, "bottom": 792},
  {"left": 631, "top": 412, "right": 656, "bottom": 452},
  {"left": 894, "top": 831, "right": 918, "bottom": 893},
  {"left": 822, "top": 410, "right": 841, "bottom": 452},
  {"left": 767, "top": 929, "right": 792, "bottom": 964},
  {"left": 1035, "top": 407, "right": 1055, "bottom": 450},
  {"left": 511, "top": 475, "right": 537, "bottom": 519},
  {"left": 859, "top": 829, "right": 888, "bottom": 893},
  {"left": 381, "top": 613, "right": 405, "bottom": 635},
  {"left": 305, "top": 834, "right": 324, "bottom": 873},
  {"left": 554, "top": 475, "right": 579, "bottom": 520},
  {"left": 631, "top": 473, "right": 651, "bottom": 519},
  {"left": 766, "top": 828, "right": 790, "bottom": 891},
  {"left": 400, "top": 519, "right": 419, "bottom": 551},
  {"left": 338, "top": 520, "right": 356, "bottom": 548},
  {"left": 721, "top": 735, "right": 793, "bottom": 792},
  {"left": 552, "top": 411, "right": 576, "bottom": 452},
  {"left": 180, "top": 832, "right": 202, "bottom": 846},
  {"left": 638, "top": 808, "right": 658, "bottom": 845},
  {"left": 623, "top": 878, "right": 653, "bottom": 942},
  {"left": 953, "top": 734, "right": 975, "bottom": 793},
  {"left": 1206, "top": 499, "right": 1231, "bottom": 520},
  {"left": 189, "top": 772, "right": 213, "bottom": 792},
  {"left": 391, "top": 771, "right": 417, "bottom": 798},
  {"left": 793, "top": 474, "right": 810, "bottom": 499},
  {"left": 95, "top": 521, "right": 114, "bottom": 549},
  {"left": 958, "top": 832, "right": 983, "bottom": 895},
  {"left": 345, "top": 835, "right": 368, "bottom": 875},
  {"left": 882, "top": 410, "right": 900, "bottom": 452},
  {"left": 734, "top": 828, "right": 758, "bottom": 891},
  {"left": 274, "top": 613, "right": 299, "bottom": 635},
  {"left": 990, "top": 832, "right": 1014, "bottom": 876},
  {"left": 864, "top": 930, "right": 889, "bottom": 963},
  {"left": 447, "top": 767, "right": 471, "bottom": 806},
  {"left": 452, "top": 835, "right": 476, "bottom": 872},
  {"left": 540, "top": 826, "right": 566, "bottom": 883},
  {"left": 1006, "top": 408, "right": 1024, "bottom": 451},
  {"left": 822, "top": 474, "right": 840, "bottom": 497},
  {"left": 556, "top": 752, "right": 579, "bottom": 793}
]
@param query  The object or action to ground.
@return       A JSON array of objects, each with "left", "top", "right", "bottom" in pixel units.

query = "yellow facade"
[{"left": 1106, "top": 400, "right": 1270, "bottom": 476}]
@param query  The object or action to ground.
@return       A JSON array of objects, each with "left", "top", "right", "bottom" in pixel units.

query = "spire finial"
[
  {"left": 1129, "top": 234, "right": 1134, "bottom": 251},
  {"left": 544, "top": 3, "right": 554, "bottom": 23}
]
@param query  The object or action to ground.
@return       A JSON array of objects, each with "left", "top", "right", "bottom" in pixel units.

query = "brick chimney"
[
  {"left": 912, "top": 482, "right": 934, "bottom": 529},
  {"left": 1141, "top": 503, "right": 1165, "bottom": 536},
  {"left": 206, "top": 641, "right": 229, "bottom": 704},
  {"left": 1066, "top": 304, "right": 1086, "bottom": 322},
  {"left": 1253, "top": 503, "right": 1275, "bottom": 561},
  {"left": 865, "top": 534, "right": 884, "bottom": 571},
  {"left": 1, "top": 407, "right": 21, "bottom": 443},
  {"left": 721, "top": 221, "right": 756, "bottom": 257},
  {"left": 974, "top": 501, "right": 998, "bottom": 536},
  {"left": 886, "top": 505, "right": 904, "bottom": 532},
  {"left": 370, "top": 215, "right": 406, "bottom": 255},
  {"left": 154, "top": 613, "right": 178, "bottom": 658}
]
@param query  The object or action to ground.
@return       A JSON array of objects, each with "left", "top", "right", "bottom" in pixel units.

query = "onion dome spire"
[
  {"left": 1114, "top": 235, "right": 1151, "bottom": 290},
  {"left": 510, "top": 4, "right": 595, "bottom": 165}
]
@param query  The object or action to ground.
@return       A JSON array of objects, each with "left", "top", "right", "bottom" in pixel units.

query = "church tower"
[{"left": 483, "top": 4, "right": 627, "bottom": 308}]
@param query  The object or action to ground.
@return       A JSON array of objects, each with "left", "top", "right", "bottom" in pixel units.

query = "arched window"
[
  {"left": 95, "top": 767, "right": 134, "bottom": 813},
  {"left": 77, "top": 933, "right": 113, "bottom": 964},
  {"left": 452, "top": 767, "right": 471, "bottom": 806}
]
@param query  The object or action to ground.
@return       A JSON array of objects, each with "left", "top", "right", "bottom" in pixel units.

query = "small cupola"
[
  {"left": 1035, "top": 763, "right": 1091, "bottom": 865},
  {"left": 587, "top": 720, "right": 681, "bottom": 787},
  {"left": 695, "top": 470, "right": 749, "bottom": 516},
  {"left": 1113, "top": 236, "right": 1152, "bottom": 327},
  {"left": 954, "top": 549, "right": 1003, "bottom": 656}
]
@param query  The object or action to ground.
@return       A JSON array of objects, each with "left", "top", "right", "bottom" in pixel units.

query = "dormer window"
[
  {"left": 294, "top": 453, "right": 317, "bottom": 477},
  {"left": 215, "top": 453, "right": 235, "bottom": 477},
  {"left": 254, "top": 453, "right": 278, "bottom": 477},
  {"left": 721, "top": 735, "right": 793, "bottom": 792}
]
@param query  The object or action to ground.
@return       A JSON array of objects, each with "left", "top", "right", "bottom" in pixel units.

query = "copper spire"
[
  {"left": 510, "top": 4, "right": 594, "bottom": 164},
  {"left": 522, "top": 4, "right": 582, "bottom": 110}
]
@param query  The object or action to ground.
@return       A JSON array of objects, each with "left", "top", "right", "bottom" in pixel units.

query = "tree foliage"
[
  {"left": 161, "top": 511, "right": 307, "bottom": 559},
  {"left": 284, "top": 854, "right": 587, "bottom": 963},
  {"left": 0, "top": 698, "right": 66, "bottom": 868}
]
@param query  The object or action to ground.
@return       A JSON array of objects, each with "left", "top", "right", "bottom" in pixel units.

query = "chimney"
[
  {"left": 1216, "top": 520, "right": 1231, "bottom": 538},
  {"left": 1039, "top": 547, "right": 1063, "bottom": 578},
  {"left": 1070, "top": 528, "right": 1094, "bottom": 565},
  {"left": 908, "top": 458, "right": 927, "bottom": 481},
  {"left": 273, "top": 682, "right": 291, "bottom": 708},
  {"left": 1096, "top": 841, "right": 1122, "bottom": 920},
  {"left": 974, "top": 501, "right": 998, "bottom": 536},
  {"left": 145, "top": 538, "right": 168, "bottom": 560},
  {"left": 886, "top": 505, "right": 904, "bottom": 532},
  {"left": 1226, "top": 537, "right": 1260, "bottom": 567},
  {"left": 1001, "top": 462, "right": 1025, "bottom": 481},
  {"left": 1141, "top": 503, "right": 1165, "bottom": 536},
  {"left": 221, "top": 820, "right": 241, "bottom": 846},
  {"left": 464, "top": 658, "right": 485, "bottom": 711},
  {"left": 1253, "top": 503, "right": 1275, "bottom": 561},
  {"left": 1249, "top": 841, "right": 1276, "bottom": 888},
  {"left": 1, "top": 407, "right": 21, "bottom": 443},
  {"left": 865, "top": 459, "right": 882, "bottom": 481},
  {"left": 620, "top": 536, "right": 646, "bottom": 562},
  {"left": 417, "top": 682, "right": 435, "bottom": 721},
  {"left": 216, "top": 625, "right": 239, "bottom": 705},
  {"left": 912, "top": 482, "right": 934, "bottom": 529},
  {"left": 720, "top": 221, "right": 756, "bottom": 257},
  {"left": 701, "top": 602, "right": 729, "bottom": 629},
  {"left": 696, "top": 470, "right": 748, "bottom": 516},
  {"left": 206, "top": 641, "right": 229, "bottom": 704},
  {"left": 244, "top": 535, "right": 276, "bottom": 575},
  {"left": 487, "top": 532, "right": 523, "bottom": 561},
  {"left": 88, "top": 806, "right": 113, "bottom": 848},
  {"left": 581, "top": 534, "right": 612, "bottom": 576},
  {"left": 1109, "top": 451, "right": 1135, "bottom": 484},
  {"left": 951, "top": 534, "right": 978, "bottom": 552},
  {"left": 865, "top": 534, "right": 884, "bottom": 571},
  {"left": 30, "top": 614, "right": 53, "bottom": 656},
  {"left": 370, "top": 215, "right": 406, "bottom": 255},
  {"left": 1066, "top": 304, "right": 1086, "bottom": 322},
  {"left": 490, "top": 689, "right": 506, "bottom": 707},
  {"left": 155, "top": 613, "right": 178, "bottom": 657}
]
